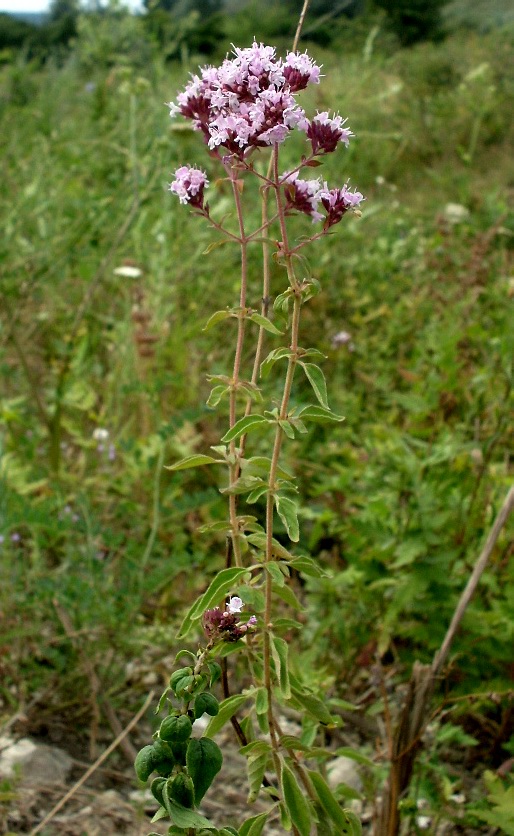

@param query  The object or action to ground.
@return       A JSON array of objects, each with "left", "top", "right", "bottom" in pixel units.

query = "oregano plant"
[{"left": 135, "top": 40, "right": 364, "bottom": 836}]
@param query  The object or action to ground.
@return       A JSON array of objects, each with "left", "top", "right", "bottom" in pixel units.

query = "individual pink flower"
[
  {"left": 169, "top": 166, "right": 209, "bottom": 210},
  {"left": 305, "top": 111, "right": 353, "bottom": 155}
]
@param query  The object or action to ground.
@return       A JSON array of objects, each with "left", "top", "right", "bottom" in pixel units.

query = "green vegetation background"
[{"left": 0, "top": 0, "right": 513, "bottom": 825}]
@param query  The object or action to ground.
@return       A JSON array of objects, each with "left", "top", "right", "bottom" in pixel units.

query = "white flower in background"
[
  {"left": 226, "top": 596, "right": 244, "bottom": 614},
  {"left": 113, "top": 265, "right": 143, "bottom": 279},
  {"left": 92, "top": 428, "right": 109, "bottom": 442},
  {"left": 416, "top": 816, "right": 431, "bottom": 830},
  {"left": 443, "top": 203, "right": 470, "bottom": 225}
]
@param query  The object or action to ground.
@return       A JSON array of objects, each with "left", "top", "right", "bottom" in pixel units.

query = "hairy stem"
[
  {"left": 228, "top": 168, "right": 248, "bottom": 567},
  {"left": 263, "top": 144, "right": 302, "bottom": 768}
]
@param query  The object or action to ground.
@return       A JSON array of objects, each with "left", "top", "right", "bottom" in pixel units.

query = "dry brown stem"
[{"left": 375, "top": 485, "right": 514, "bottom": 835}]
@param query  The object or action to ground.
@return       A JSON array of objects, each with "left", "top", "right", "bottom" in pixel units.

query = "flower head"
[
  {"left": 305, "top": 111, "right": 353, "bottom": 155},
  {"left": 320, "top": 184, "right": 364, "bottom": 228},
  {"left": 283, "top": 171, "right": 324, "bottom": 222},
  {"left": 169, "top": 166, "right": 209, "bottom": 210},
  {"left": 202, "top": 603, "right": 257, "bottom": 643},
  {"left": 169, "top": 43, "right": 321, "bottom": 159},
  {"left": 283, "top": 50, "right": 321, "bottom": 92}
]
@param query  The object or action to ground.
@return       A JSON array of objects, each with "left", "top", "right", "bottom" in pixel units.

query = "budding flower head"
[
  {"left": 305, "top": 111, "right": 353, "bottom": 155},
  {"left": 203, "top": 602, "right": 257, "bottom": 643},
  {"left": 169, "top": 166, "right": 209, "bottom": 210},
  {"left": 321, "top": 184, "right": 364, "bottom": 228},
  {"left": 283, "top": 171, "right": 324, "bottom": 223}
]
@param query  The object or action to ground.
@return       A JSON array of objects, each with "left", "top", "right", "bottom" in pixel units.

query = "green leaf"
[
  {"left": 167, "top": 772, "right": 195, "bottom": 808},
  {"left": 160, "top": 714, "right": 192, "bottom": 743},
  {"left": 254, "top": 687, "right": 268, "bottom": 715},
  {"left": 275, "top": 495, "right": 300, "bottom": 542},
  {"left": 260, "top": 347, "right": 292, "bottom": 379},
  {"left": 265, "top": 562, "right": 286, "bottom": 587},
  {"left": 270, "top": 635, "right": 291, "bottom": 698},
  {"left": 248, "top": 312, "right": 283, "bottom": 335},
  {"left": 281, "top": 762, "right": 312, "bottom": 836},
  {"left": 243, "top": 456, "right": 294, "bottom": 481},
  {"left": 273, "top": 583, "right": 305, "bottom": 611},
  {"left": 150, "top": 806, "right": 168, "bottom": 823},
  {"left": 278, "top": 419, "right": 296, "bottom": 439},
  {"left": 221, "top": 415, "right": 268, "bottom": 443},
  {"left": 177, "top": 567, "right": 250, "bottom": 639},
  {"left": 165, "top": 454, "right": 223, "bottom": 471},
  {"left": 273, "top": 288, "right": 293, "bottom": 315},
  {"left": 239, "top": 812, "right": 269, "bottom": 836},
  {"left": 207, "top": 385, "right": 229, "bottom": 408},
  {"left": 290, "top": 687, "right": 335, "bottom": 725},
  {"left": 246, "top": 748, "right": 269, "bottom": 803},
  {"left": 246, "top": 532, "right": 294, "bottom": 560},
  {"left": 155, "top": 687, "right": 171, "bottom": 714},
  {"left": 208, "top": 661, "right": 222, "bottom": 687},
  {"left": 175, "top": 649, "right": 197, "bottom": 665},
  {"left": 134, "top": 745, "right": 155, "bottom": 782},
  {"left": 297, "top": 404, "right": 344, "bottom": 423},
  {"left": 299, "top": 363, "right": 329, "bottom": 408},
  {"left": 287, "top": 555, "right": 329, "bottom": 578},
  {"left": 186, "top": 737, "right": 223, "bottom": 804},
  {"left": 194, "top": 692, "right": 220, "bottom": 719},
  {"left": 203, "top": 309, "right": 233, "bottom": 330},
  {"left": 308, "top": 770, "right": 352, "bottom": 832},
  {"left": 204, "top": 690, "right": 256, "bottom": 738},
  {"left": 341, "top": 808, "right": 362, "bottom": 835},
  {"left": 203, "top": 238, "right": 232, "bottom": 254},
  {"left": 162, "top": 782, "right": 215, "bottom": 829}
]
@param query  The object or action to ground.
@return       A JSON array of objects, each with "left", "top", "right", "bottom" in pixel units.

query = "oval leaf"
[
  {"left": 298, "top": 404, "right": 344, "bottom": 423},
  {"left": 275, "top": 495, "right": 300, "bottom": 542},
  {"left": 162, "top": 782, "right": 214, "bottom": 829},
  {"left": 281, "top": 762, "right": 312, "bottom": 836},
  {"left": 186, "top": 737, "right": 223, "bottom": 804},
  {"left": 221, "top": 415, "right": 268, "bottom": 443},
  {"left": 165, "top": 454, "right": 222, "bottom": 472},
  {"left": 300, "top": 363, "right": 329, "bottom": 409},
  {"left": 205, "top": 691, "right": 256, "bottom": 738},
  {"left": 248, "top": 312, "right": 283, "bottom": 335}
]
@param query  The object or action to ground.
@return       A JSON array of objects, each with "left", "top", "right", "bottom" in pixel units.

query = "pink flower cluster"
[
  {"left": 283, "top": 172, "right": 364, "bottom": 228},
  {"left": 168, "top": 43, "right": 364, "bottom": 226},
  {"left": 169, "top": 165, "right": 209, "bottom": 209},
  {"left": 168, "top": 42, "right": 326, "bottom": 157}
]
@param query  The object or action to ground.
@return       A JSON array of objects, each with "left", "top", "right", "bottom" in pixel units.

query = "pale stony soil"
[{"left": 0, "top": 727, "right": 305, "bottom": 835}]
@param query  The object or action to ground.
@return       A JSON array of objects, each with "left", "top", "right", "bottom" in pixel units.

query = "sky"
[{"left": 0, "top": 0, "right": 143, "bottom": 11}]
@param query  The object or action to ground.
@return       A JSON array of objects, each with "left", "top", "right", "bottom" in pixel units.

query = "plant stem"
[
  {"left": 227, "top": 166, "right": 248, "bottom": 567},
  {"left": 263, "top": 145, "right": 302, "bottom": 767}
]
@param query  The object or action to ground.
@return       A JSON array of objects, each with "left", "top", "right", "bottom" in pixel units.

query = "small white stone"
[{"left": 326, "top": 755, "right": 363, "bottom": 793}]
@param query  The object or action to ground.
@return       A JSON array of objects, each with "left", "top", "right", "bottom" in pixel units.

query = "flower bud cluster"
[
  {"left": 203, "top": 597, "right": 257, "bottom": 643},
  {"left": 283, "top": 171, "right": 364, "bottom": 228}
]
